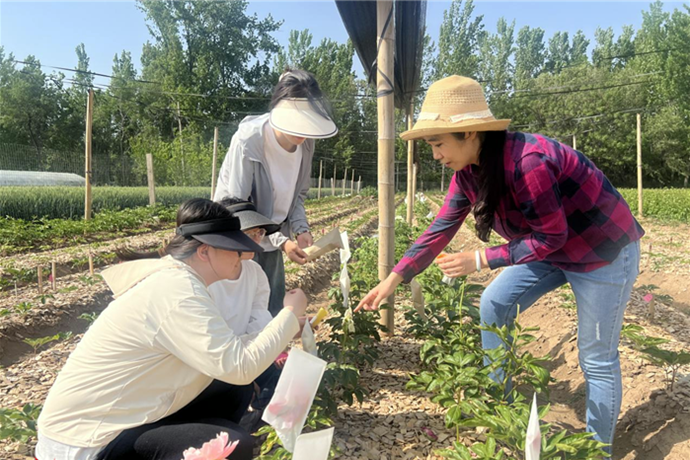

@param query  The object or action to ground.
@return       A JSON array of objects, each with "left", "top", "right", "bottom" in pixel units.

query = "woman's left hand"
[{"left": 435, "top": 251, "right": 484, "bottom": 278}]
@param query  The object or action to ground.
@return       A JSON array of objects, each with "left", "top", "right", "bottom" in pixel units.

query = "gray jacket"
[{"left": 213, "top": 114, "right": 314, "bottom": 251}]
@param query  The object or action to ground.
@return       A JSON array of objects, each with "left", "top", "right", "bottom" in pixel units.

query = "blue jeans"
[{"left": 479, "top": 241, "right": 640, "bottom": 453}]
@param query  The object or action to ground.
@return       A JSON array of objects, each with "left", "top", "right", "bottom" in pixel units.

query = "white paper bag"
[
  {"left": 262, "top": 349, "right": 327, "bottom": 452},
  {"left": 339, "top": 231, "right": 351, "bottom": 309},
  {"left": 301, "top": 320, "right": 318, "bottom": 356},
  {"left": 303, "top": 227, "right": 343, "bottom": 262},
  {"left": 292, "top": 427, "right": 335, "bottom": 460}
]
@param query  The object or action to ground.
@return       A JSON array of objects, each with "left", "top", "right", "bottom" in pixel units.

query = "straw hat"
[
  {"left": 400, "top": 76, "right": 511, "bottom": 141},
  {"left": 269, "top": 98, "right": 338, "bottom": 139}
]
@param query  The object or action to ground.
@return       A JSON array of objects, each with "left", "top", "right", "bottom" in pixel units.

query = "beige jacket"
[{"left": 37, "top": 256, "right": 299, "bottom": 448}]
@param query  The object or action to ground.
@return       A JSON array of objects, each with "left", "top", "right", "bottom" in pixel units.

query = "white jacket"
[{"left": 37, "top": 256, "right": 299, "bottom": 448}]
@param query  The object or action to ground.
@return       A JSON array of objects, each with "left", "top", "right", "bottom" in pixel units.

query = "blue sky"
[{"left": 0, "top": 1, "right": 686, "bottom": 86}]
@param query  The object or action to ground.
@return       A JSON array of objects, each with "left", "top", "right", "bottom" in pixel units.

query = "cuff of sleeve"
[
  {"left": 274, "top": 308, "right": 300, "bottom": 338},
  {"left": 392, "top": 265, "right": 413, "bottom": 285},
  {"left": 269, "top": 233, "right": 289, "bottom": 250},
  {"left": 291, "top": 222, "right": 310, "bottom": 236},
  {"left": 485, "top": 245, "right": 511, "bottom": 270}
]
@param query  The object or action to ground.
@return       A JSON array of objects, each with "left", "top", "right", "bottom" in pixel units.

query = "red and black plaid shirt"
[{"left": 394, "top": 131, "right": 645, "bottom": 282}]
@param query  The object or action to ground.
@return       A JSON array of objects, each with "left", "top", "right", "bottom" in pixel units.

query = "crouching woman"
[{"left": 35, "top": 198, "right": 308, "bottom": 460}]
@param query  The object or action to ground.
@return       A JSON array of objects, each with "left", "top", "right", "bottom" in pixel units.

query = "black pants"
[
  {"left": 253, "top": 363, "right": 282, "bottom": 411},
  {"left": 96, "top": 381, "right": 254, "bottom": 460}
]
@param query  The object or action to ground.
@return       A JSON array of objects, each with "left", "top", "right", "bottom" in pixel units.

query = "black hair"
[
  {"left": 217, "top": 196, "right": 245, "bottom": 208},
  {"left": 117, "top": 199, "right": 232, "bottom": 262},
  {"left": 452, "top": 131, "right": 508, "bottom": 242},
  {"left": 270, "top": 68, "right": 333, "bottom": 121}
]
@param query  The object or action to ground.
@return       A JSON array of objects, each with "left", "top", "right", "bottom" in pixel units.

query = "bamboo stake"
[
  {"left": 412, "top": 163, "right": 418, "bottom": 207},
  {"left": 318, "top": 160, "right": 323, "bottom": 199},
  {"left": 37, "top": 266, "right": 43, "bottom": 294},
  {"left": 88, "top": 253, "right": 94, "bottom": 276},
  {"left": 406, "top": 103, "right": 414, "bottom": 225},
  {"left": 342, "top": 167, "right": 348, "bottom": 196},
  {"left": 358, "top": 175, "right": 362, "bottom": 193},
  {"left": 51, "top": 262, "right": 57, "bottom": 291},
  {"left": 211, "top": 126, "right": 219, "bottom": 199},
  {"left": 351, "top": 169, "right": 355, "bottom": 195},
  {"left": 146, "top": 153, "right": 156, "bottom": 206},
  {"left": 177, "top": 101, "right": 186, "bottom": 186},
  {"left": 84, "top": 88, "right": 94, "bottom": 220},
  {"left": 637, "top": 113, "right": 643, "bottom": 218},
  {"left": 332, "top": 164, "right": 336, "bottom": 196},
  {"left": 377, "top": 0, "right": 395, "bottom": 336},
  {"left": 573, "top": 134, "right": 577, "bottom": 151}
]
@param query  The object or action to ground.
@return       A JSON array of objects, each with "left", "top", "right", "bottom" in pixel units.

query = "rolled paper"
[{"left": 310, "top": 307, "right": 328, "bottom": 327}]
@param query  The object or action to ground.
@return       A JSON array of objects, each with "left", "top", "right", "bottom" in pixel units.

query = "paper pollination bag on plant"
[
  {"left": 262, "top": 349, "right": 327, "bottom": 452},
  {"left": 339, "top": 231, "right": 351, "bottom": 309}
]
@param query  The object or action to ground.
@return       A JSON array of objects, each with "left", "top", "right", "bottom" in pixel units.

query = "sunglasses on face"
[{"left": 245, "top": 228, "right": 267, "bottom": 242}]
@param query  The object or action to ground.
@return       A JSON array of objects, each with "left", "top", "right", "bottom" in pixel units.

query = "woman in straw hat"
[
  {"left": 356, "top": 75, "right": 643, "bottom": 453},
  {"left": 214, "top": 69, "right": 338, "bottom": 317}
]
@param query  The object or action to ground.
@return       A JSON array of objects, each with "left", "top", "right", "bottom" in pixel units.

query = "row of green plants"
[
  {"left": 619, "top": 188, "right": 690, "bottom": 224},
  {"left": 405, "top": 268, "right": 609, "bottom": 459},
  {"left": 258, "top": 206, "right": 417, "bottom": 459},
  {"left": 0, "top": 194, "right": 366, "bottom": 257},
  {"left": 400, "top": 196, "right": 609, "bottom": 458},
  {"left": 0, "top": 186, "right": 211, "bottom": 220},
  {"left": 0, "top": 205, "right": 177, "bottom": 255}
]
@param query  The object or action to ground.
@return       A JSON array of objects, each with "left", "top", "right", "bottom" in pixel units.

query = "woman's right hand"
[
  {"left": 354, "top": 272, "right": 404, "bottom": 312},
  {"left": 283, "top": 240, "right": 308, "bottom": 265}
]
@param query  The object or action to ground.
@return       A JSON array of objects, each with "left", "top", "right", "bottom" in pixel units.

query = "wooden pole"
[
  {"left": 358, "top": 175, "right": 362, "bottom": 193},
  {"left": 84, "top": 88, "right": 94, "bottom": 221},
  {"left": 342, "top": 167, "right": 348, "bottom": 196},
  {"left": 377, "top": 0, "right": 395, "bottom": 336},
  {"left": 351, "top": 169, "right": 355, "bottom": 195},
  {"left": 88, "top": 253, "right": 94, "bottom": 276},
  {"left": 37, "top": 266, "right": 43, "bottom": 294},
  {"left": 211, "top": 126, "right": 219, "bottom": 199},
  {"left": 573, "top": 134, "right": 577, "bottom": 151},
  {"left": 332, "top": 164, "right": 336, "bottom": 196},
  {"left": 177, "top": 101, "right": 186, "bottom": 186},
  {"left": 441, "top": 164, "right": 445, "bottom": 191},
  {"left": 51, "top": 262, "right": 57, "bottom": 291},
  {"left": 637, "top": 113, "right": 643, "bottom": 218},
  {"left": 406, "top": 104, "right": 414, "bottom": 225},
  {"left": 317, "top": 160, "right": 323, "bottom": 199},
  {"left": 412, "top": 163, "right": 418, "bottom": 207},
  {"left": 146, "top": 153, "right": 156, "bottom": 206}
]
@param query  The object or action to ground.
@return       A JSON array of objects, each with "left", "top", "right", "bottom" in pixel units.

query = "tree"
[
  {"left": 545, "top": 32, "right": 571, "bottom": 73},
  {"left": 435, "top": 0, "right": 485, "bottom": 79},
  {"left": 515, "top": 26, "right": 546, "bottom": 87},
  {"left": 570, "top": 30, "right": 590, "bottom": 66},
  {"left": 478, "top": 18, "right": 515, "bottom": 116}
]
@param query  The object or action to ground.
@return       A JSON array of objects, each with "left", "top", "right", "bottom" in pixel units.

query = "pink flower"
[
  {"left": 181, "top": 432, "right": 239, "bottom": 460},
  {"left": 643, "top": 293, "right": 654, "bottom": 303}
]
